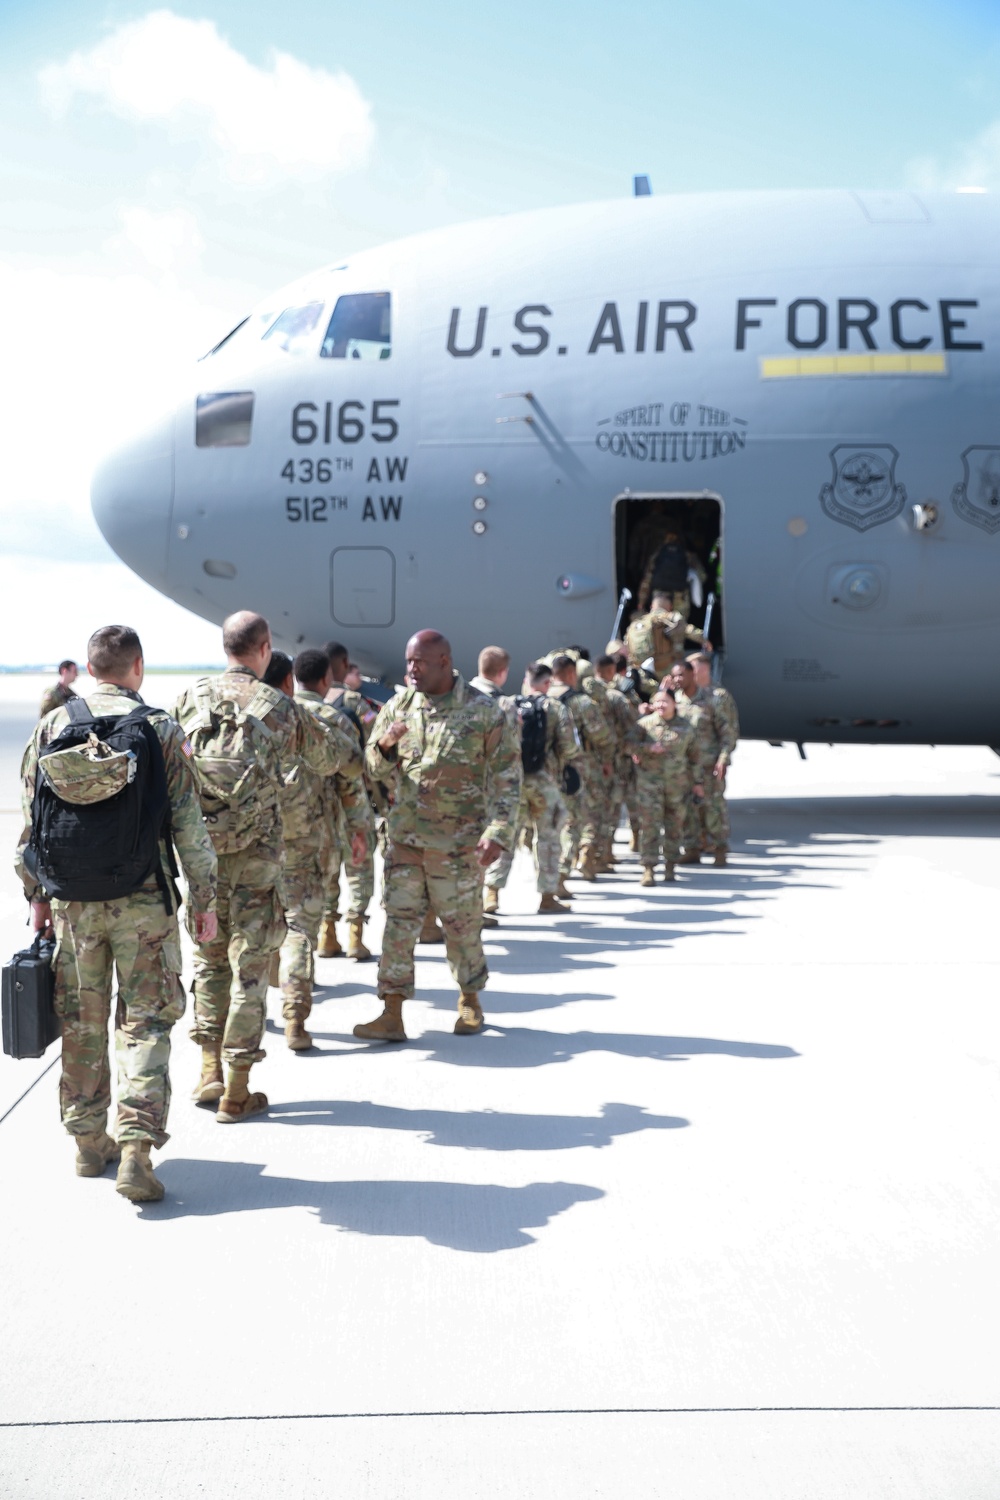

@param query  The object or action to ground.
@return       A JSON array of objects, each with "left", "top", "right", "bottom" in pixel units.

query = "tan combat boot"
[
  {"left": 556, "top": 875, "right": 573, "bottom": 901},
  {"left": 268, "top": 951, "right": 281, "bottom": 988},
  {"left": 346, "top": 917, "right": 372, "bottom": 961},
  {"left": 216, "top": 1063, "right": 268, "bottom": 1123},
  {"left": 316, "top": 916, "right": 343, "bottom": 958},
  {"left": 538, "top": 893, "right": 570, "bottom": 913},
  {"left": 678, "top": 849, "right": 701, "bottom": 866},
  {"left": 115, "top": 1141, "right": 164, "bottom": 1202},
  {"left": 664, "top": 861, "right": 676, "bottom": 882},
  {"left": 285, "top": 1020, "right": 313, "bottom": 1051},
  {"left": 629, "top": 826, "right": 639, "bottom": 851},
  {"left": 640, "top": 866, "right": 655, "bottom": 888},
  {"left": 455, "top": 991, "right": 484, "bottom": 1035},
  {"left": 418, "top": 911, "right": 445, "bottom": 944},
  {"left": 191, "top": 1043, "right": 225, "bottom": 1104},
  {"left": 353, "top": 993, "right": 407, "bottom": 1042},
  {"left": 483, "top": 886, "right": 500, "bottom": 916},
  {"left": 74, "top": 1130, "right": 120, "bottom": 1178},
  {"left": 713, "top": 848, "right": 728, "bottom": 867},
  {"left": 576, "top": 846, "right": 598, "bottom": 882}
]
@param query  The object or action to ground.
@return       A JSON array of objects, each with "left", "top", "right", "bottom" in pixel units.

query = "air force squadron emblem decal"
[
  {"left": 950, "top": 446, "right": 1000, "bottom": 535},
  {"left": 819, "top": 444, "right": 906, "bottom": 531}
]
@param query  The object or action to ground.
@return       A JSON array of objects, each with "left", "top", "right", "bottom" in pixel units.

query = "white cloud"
[
  {"left": 39, "top": 9, "right": 375, "bottom": 184},
  {"left": 115, "top": 205, "right": 205, "bottom": 275},
  {"left": 908, "top": 120, "right": 1000, "bottom": 192}
]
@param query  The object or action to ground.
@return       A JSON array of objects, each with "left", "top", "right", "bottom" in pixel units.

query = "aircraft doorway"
[{"left": 613, "top": 492, "right": 724, "bottom": 651}]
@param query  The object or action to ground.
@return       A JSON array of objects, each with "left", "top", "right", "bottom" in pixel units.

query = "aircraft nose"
[{"left": 91, "top": 412, "right": 174, "bottom": 587}]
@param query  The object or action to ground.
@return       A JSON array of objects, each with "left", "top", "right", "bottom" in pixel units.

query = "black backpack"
[
  {"left": 516, "top": 696, "right": 548, "bottom": 775},
  {"left": 25, "top": 700, "right": 177, "bottom": 911},
  {"left": 651, "top": 541, "right": 688, "bottom": 594}
]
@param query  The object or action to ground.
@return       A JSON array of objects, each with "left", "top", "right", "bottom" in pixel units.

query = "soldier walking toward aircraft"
[
  {"left": 484, "top": 661, "right": 581, "bottom": 914},
  {"left": 16, "top": 625, "right": 218, "bottom": 1203},
  {"left": 626, "top": 592, "right": 708, "bottom": 680},
  {"left": 263, "top": 649, "right": 366, "bottom": 1051},
  {"left": 174, "top": 612, "right": 359, "bottom": 1121},
  {"left": 353, "top": 629, "right": 520, "bottom": 1042},
  {"left": 670, "top": 655, "right": 737, "bottom": 865},
  {"left": 316, "top": 641, "right": 379, "bottom": 962},
  {"left": 548, "top": 653, "right": 615, "bottom": 886},
  {"left": 38, "top": 659, "right": 78, "bottom": 720}
]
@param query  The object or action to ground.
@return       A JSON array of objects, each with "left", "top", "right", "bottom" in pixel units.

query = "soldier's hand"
[
  {"left": 693, "top": 783, "right": 705, "bottom": 798},
  {"left": 350, "top": 830, "right": 367, "bottom": 866},
  {"left": 31, "top": 900, "right": 52, "bottom": 934},
  {"left": 194, "top": 911, "right": 218, "bottom": 944},
  {"left": 475, "top": 836, "right": 504, "bottom": 868},
  {"left": 379, "top": 721, "right": 409, "bottom": 753},
  {"left": 648, "top": 743, "right": 667, "bottom": 755},
  {"left": 713, "top": 758, "right": 726, "bottom": 782}
]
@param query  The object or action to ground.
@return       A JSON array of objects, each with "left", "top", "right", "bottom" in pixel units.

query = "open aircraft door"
[{"left": 612, "top": 491, "right": 724, "bottom": 652}]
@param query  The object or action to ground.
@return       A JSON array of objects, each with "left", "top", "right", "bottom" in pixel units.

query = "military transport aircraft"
[{"left": 92, "top": 187, "right": 1000, "bottom": 744}]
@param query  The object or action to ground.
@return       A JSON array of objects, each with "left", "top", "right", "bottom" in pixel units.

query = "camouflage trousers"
[
  {"left": 189, "top": 848, "right": 286, "bottom": 1064},
  {"left": 559, "top": 763, "right": 606, "bottom": 874},
  {"left": 52, "top": 884, "right": 185, "bottom": 1147},
  {"left": 636, "top": 774, "right": 687, "bottom": 867},
  {"left": 682, "top": 767, "right": 730, "bottom": 852},
  {"left": 486, "top": 773, "right": 565, "bottom": 895},
  {"left": 378, "top": 845, "right": 488, "bottom": 1001},
  {"left": 599, "top": 761, "right": 635, "bottom": 854},
  {"left": 278, "top": 843, "right": 325, "bottom": 1024},
  {"left": 321, "top": 811, "right": 375, "bottom": 921}
]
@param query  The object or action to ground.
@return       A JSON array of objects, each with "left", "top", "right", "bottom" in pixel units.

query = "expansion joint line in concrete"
[
  {"left": 0, "top": 1056, "right": 58, "bottom": 1129},
  {"left": 3, "top": 1406, "right": 999, "bottom": 1429}
]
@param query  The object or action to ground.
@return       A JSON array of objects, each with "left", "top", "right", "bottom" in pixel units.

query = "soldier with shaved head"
[
  {"left": 353, "top": 628, "right": 521, "bottom": 1041},
  {"left": 173, "top": 611, "right": 360, "bottom": 1119}
]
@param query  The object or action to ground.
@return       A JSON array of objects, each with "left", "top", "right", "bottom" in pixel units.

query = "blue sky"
[{"left": 1, "top": 0, "right": 998, "bottom": 663}]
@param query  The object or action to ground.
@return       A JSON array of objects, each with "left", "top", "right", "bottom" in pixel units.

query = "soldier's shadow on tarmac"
[
  {"left": 346, "top": 1022, "right": 799, "bottom": 1070},
  {"left": 265, "top": 1098, "right": 689, "bottom": 1149},
  {"left": 143, "top": 1165, "right": 604, "bottom": 1251}
]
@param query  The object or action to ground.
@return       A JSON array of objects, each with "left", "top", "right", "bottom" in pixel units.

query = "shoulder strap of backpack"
[
  {"left": 244, "top": 682, "right": 280, "bottom": 731},
  {"left": 65, "top": 698, "right": 96, "bottom": 726}
]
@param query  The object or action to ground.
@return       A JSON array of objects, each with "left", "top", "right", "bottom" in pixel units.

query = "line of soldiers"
[{"left": 18, "top": 609, "right": 736, "bottom": 1206}]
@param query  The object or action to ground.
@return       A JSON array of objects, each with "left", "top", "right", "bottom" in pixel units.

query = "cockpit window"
[
  {"left": 262, "top": 302, "right": 325, "bottom": 354},
  {"left": 196, "top": 392, "right": 254, "bottom": 447},
  {"left": 320, "top": 292, "right": 391, "bottom": 359}
]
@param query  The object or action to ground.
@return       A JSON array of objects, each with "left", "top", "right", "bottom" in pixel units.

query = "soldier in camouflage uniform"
[
  {"left": 547, "top": 654, "right": 615, "bottom": 886},
  {"left": 484, "top": 661, "right": 582, "bottom": 914},
  {"left": 670, "top": 655, "right": 737, "bottom": 865},
  {"left": 631, "top": 690, "right": 702, "bottom": 884},
  {"left": 354, "top": 629, "right": 520, "bottom": 1042},
  {"left": 174, "top": 612, "right": 359, "bottom": 1122},
  {"left": 626, "top": 593, "right": 708, "bottom": 679},
  {"left": 263, "top": 650, "right": 366, "bottom": 1051},
  {"left": 316, "top": 642, "right": 380, "bottom": 962},
  {"left": 588, "top": 655, "right": 641, "bottom": 870},
  {"left": 38, "top": 659, "right": 78, "bottom": 720},
  {"left": 16, "top": 625, "right": 217, "bottom": 1203}
]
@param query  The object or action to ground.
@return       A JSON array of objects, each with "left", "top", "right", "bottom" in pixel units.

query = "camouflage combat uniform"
[
  {"left": 38, "top": 680, "right": 77, "bottom": 720},
  {"left": 174, "top": 667, "right": 358, "bottom": 1064},
  {"left": 277, "top": 689, "right": 366, "bottom": 1023},
  {"left": 675, "top": 684, "right": 737, "bottom": 854},
  {"left": 320, "top": 685, "right": 379, "bottom": 925},
  {"left": 625, "top": 607, "right": 706, "bottom": 678},
  {"left": 365, "top": 671, "right": 520, "bottom": 1000},
  {"left": 485, "top": 694, "right": 580, "bottom": 896},
  {"left": 547, "top": 681, "right": 615, "bottom": 877},
  {"left": 15, "top": 686, "right": 217, "bottom": 1147},
  {"left": 633, "top": 713, "right": 700, "bottom": 869}
]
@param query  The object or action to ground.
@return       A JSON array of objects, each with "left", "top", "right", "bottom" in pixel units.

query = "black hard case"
[{"left": 2, "top": 934, "right": 61, "bottom": 1059}]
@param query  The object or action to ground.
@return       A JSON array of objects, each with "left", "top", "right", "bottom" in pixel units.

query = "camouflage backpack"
[
  {"left": 25, "top": 700, "right": 177, "bottom": 910},
  {"left": 178, "top": 677, "right": 284, "bottom": 852}
]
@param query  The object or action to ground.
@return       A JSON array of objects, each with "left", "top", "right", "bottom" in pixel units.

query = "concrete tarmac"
[{"left": 0, "top": 679, "right": 998, "bottom": 1498}]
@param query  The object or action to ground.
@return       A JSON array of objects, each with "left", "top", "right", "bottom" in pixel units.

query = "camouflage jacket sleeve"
[
  {"left": 282, "top": 696, "right": 362, "bottom": 780},
  {"left": 714, "top": 690, "right": 739, "bottom": 766},
  {"left": 14, "top": 721, "right": 47, "bottom": 899},
  {"left": 686, "top": 723, "right": 703, "bottom": 777},
  {"left": 577, "top": 694, "right": 616, "bottom": 761},
  {"left": 364, "top": 694, "right": 409, "bottom": 783},
  {"left": 547, "top": 698, "right": 582, "bottom": 769},
  {"left": 482, "top": 701, "right": 521, "bottom": 849},
  {"left": 155, "top": 715, "right": 218, "bottom": 912}
]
